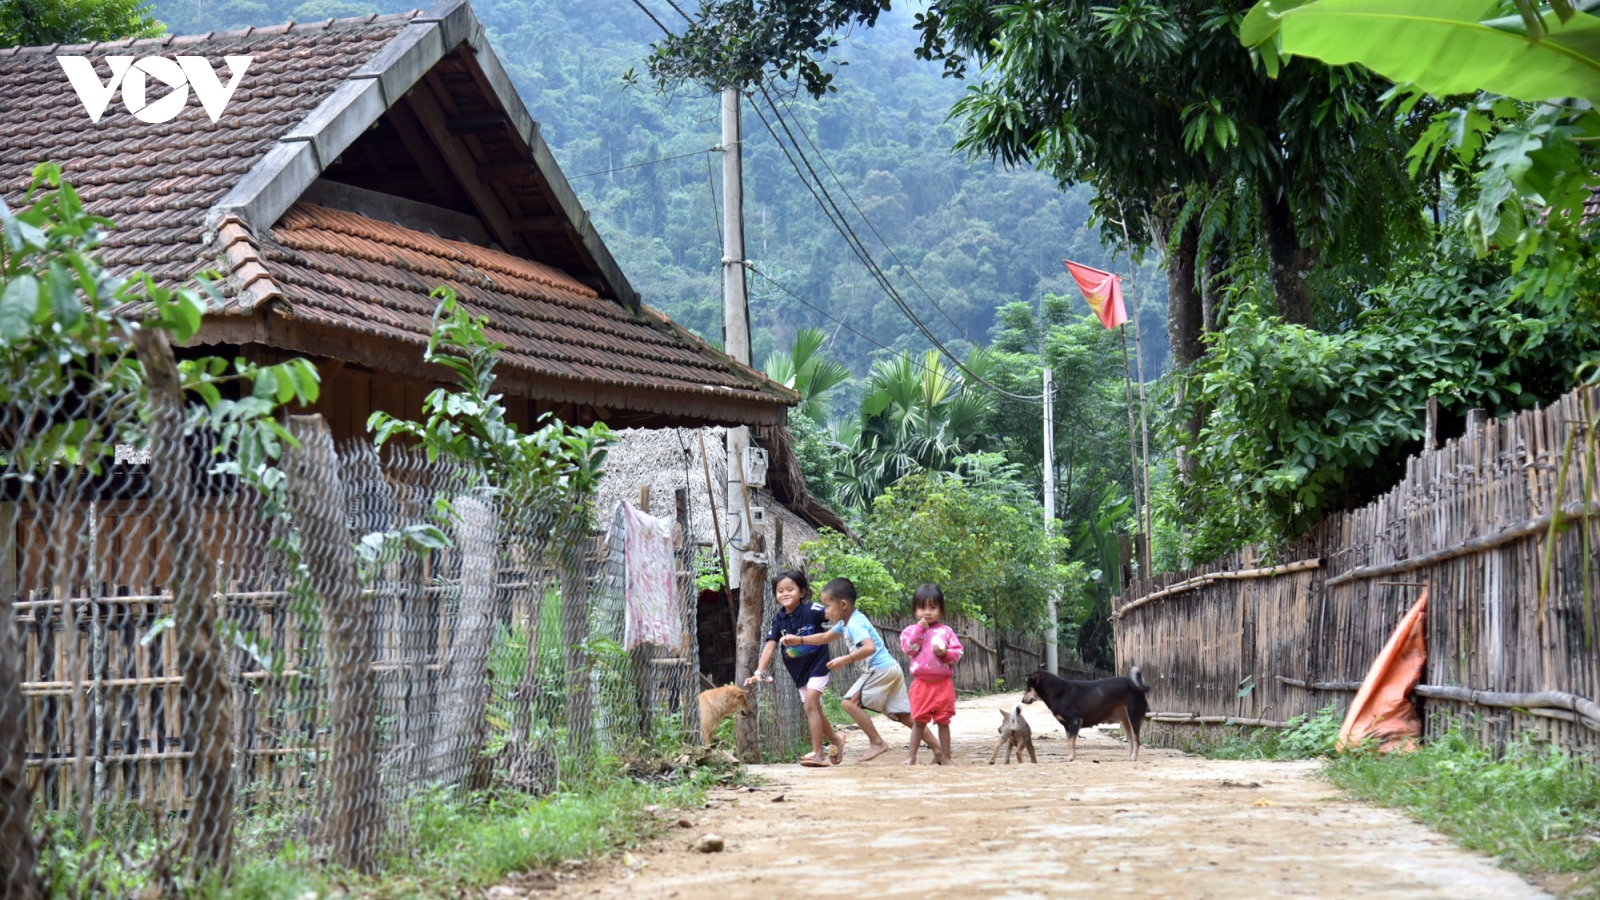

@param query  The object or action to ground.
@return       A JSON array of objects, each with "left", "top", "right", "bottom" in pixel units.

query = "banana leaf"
[{"left": 1241, "top": 0, "right": 1600, "bottom": 103}]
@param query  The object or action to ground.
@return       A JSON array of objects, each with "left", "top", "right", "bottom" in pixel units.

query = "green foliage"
[
  {"left": 1243, "top": 0, "right": 1600, "bottom": 105},
  {"left": 1406, "top": 95, "right": 1600, "bottom": 291},
  {"left": 1327, "top": 726, "right": 1600, "bottom": 881},
  {"left": 1196, "top": 704, "right": 1343, "bottom": 760},
  {"left": 1170, "top": 242, "right": 1600, "bottom": 558},
  {"left": 860, "top": 455, "right": 1084, "bottom": 631},
  {"left": 763, "top": 326, "right": 851, "bottom": 424},
  {"left": 0, "top": 0, "right": 161, "bottom": 47},
  {"left": 642, "top": 0, "right": 890, "bottom": 95},
  {"left": 798, "top": 527, "right": 902, "bottom": 618},
  {"left": 693, "top": 546, "right": 726, "bottom": 593},
  {"left": 368, "top": 289, "right": 611, "bottom": 542},
  {"left": 0, "top": 163, "right": 319, "bottom": 485},
  {"left": 830, "top": 349, "right": 995, "bottom": 510}
]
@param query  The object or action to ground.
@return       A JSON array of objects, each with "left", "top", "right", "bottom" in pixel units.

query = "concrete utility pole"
[
  {"left": 1042, "top": 367, "right": 1058, "bottom": 675},
  {"left": 721, "top": 88, "right": 751, "bottom": 576}
]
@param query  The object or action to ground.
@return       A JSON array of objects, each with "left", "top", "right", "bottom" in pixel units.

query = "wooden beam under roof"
[{"left": 401, "top": 77, "right": 526, "bottom": 256}]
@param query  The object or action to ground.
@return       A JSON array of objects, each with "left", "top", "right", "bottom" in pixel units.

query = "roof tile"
[
  {"left": 0, "top": 15, "right": 415, "bottom": 285},
  {"left": 257, "top": 204, "right": 789, "bottom": 405}
]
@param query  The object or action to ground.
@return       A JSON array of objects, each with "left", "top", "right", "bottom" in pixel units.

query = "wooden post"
[
  {"left": 131, "top": 329, "right": 234, "bottom": 872},
  {"left": 734, "top": 534, "right": 766, "bottom": 762},
  {"left": 0, "top": 589, "right": 41, "bottom": 900},
  {"left": 559, "top": 535, "right": 595, "bottom": 764},
  {"left": 430, "top": 494, "right": 497, "bottom": 787},
  {"left": 283, "top": 415, "right": 380, "bottom": 873},
  {"left": 1425, "top": 396, "right": 1440, "bottom": 451}
]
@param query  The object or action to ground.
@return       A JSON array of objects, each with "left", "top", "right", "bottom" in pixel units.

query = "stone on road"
[{"left": 551, "top": 691, "right": 1549, "bottom": 899}]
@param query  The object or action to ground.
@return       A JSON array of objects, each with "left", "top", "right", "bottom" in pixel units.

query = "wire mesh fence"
[{"left": 0, "top": 374, "right": 704, "bottom": 894}]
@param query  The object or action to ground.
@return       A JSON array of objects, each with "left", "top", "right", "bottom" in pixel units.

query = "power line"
[
  {"left": 626, "top": 0, "right": 670, "bottom": 34},
  {"left": 761, "top": 83, "right": 982, "bottom": 349},
  {"left": 567, "top": 146, "right": 717, "bottom": 180},
  {"left": 748, "top": 91, "right": 1043, "bottom": 403}
]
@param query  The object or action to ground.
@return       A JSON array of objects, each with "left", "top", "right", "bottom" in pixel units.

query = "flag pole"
[
  {"left": 1117, "top": 324, "right": 1143, "bottom": 564},
  {"left": 1117, "top": 217, "right": 1154, "bottom": 573}
]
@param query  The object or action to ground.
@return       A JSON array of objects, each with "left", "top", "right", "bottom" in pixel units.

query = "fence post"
[
  {"left": 559, "top": 536, "right": 595, "bottom": 765},
  {"left": 0, "top": 589, "right": 40, "bottom": 900},
  {"left": 430, "top": 494, "right": 497, "bottom": 787},
  {"left": 132, "top": 329, "right": 234, "bottom": 872},
  {"left": 735, "top": 534, "right": 766, "bottom": 762},
  {"left": 283, "top": 415, "right": 380, "bottom": 873}
]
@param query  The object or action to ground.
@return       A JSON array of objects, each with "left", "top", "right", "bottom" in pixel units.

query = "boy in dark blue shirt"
[{"left": 746, "top": 569, "right": 843, "bottom": 766}]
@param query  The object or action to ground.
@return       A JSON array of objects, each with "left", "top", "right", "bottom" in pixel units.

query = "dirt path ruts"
[{"left": 547, "top": 691, "right": 1549, "bottom": 899}]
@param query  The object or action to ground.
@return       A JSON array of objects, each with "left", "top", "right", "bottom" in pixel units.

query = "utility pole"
[
  {"left": 1042, "top": 367, "right": 1057, "bottom": 675},
  {"left": 721, "top": 87, "right": 751, "bottom": 572}
]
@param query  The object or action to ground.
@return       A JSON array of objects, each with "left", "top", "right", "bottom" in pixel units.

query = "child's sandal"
[
  {"left": 798, "top": 754, "right": 830, "bottom": 768},
  {"left": 829, "top": 734, "right": 846, "bottom": 765}
]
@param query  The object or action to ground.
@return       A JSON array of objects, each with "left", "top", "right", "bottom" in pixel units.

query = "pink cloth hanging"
[{"left": 622, "top": 502, "right": 679, "bottom": 651}]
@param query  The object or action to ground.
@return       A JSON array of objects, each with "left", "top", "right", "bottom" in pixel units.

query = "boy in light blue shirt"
[{"left": 781, "top": 577, "right": 935, "bottom": 763}]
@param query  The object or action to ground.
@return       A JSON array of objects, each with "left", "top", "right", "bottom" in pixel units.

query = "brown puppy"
[
  {"left": 697, "top": 684, "right": 751, "bottom": 748},
  {"left": 988, "top": 704, "right": 1036, "bottom": 764}
]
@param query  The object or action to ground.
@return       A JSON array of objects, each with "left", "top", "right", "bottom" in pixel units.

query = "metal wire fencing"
[{"left": 0, "top": 389, "right": 702, "bottom": 895}]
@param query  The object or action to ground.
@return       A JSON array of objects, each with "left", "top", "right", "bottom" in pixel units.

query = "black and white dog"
[{"left": 1021, "top": 667, "right": 1151, "bottom": 761}]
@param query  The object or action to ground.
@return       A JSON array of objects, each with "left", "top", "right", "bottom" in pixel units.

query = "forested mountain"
[{"left": 148, "top": 0, "right": 1170, "bottom": 388}]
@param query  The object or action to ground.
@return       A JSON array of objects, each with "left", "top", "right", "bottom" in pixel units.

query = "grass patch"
[
  {"left": 1327, "top": 729, "right": 1600, "bottom": 891},
  {"left": 200, "top": 762, "right": 736, "bottom": 900},
  {"left": 1194, "top": 707, "right": 1600, "bottom": 893}
]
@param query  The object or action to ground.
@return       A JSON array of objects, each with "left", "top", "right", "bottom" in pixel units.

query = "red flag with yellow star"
[{"left": 1064, "top": 260, "right": 1127, "bottom": 329}]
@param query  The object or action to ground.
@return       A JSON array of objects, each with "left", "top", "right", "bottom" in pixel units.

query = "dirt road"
[{"left": 548, "top": 691, "right": 1549, "bottom": 899}]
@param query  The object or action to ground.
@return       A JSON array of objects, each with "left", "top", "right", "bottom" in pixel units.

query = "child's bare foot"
[
  {"left": 899, "top": 757, "right": 917, "bottom": 766},
  {"left": 829, "top": 733, "right": 846, "bottom": 765},
  {"left": 858, "top": 741, "right": 890, "bottom": 763}
]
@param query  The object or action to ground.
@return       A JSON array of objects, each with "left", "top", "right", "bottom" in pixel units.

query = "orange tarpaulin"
[{"left": 1337, "top": 589, "right": 1428, "bottom": 753}]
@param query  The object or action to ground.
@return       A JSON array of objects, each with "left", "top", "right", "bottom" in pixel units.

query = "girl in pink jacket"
[{"left": 900, "top": 584, "right": 963, "bottom": 765}]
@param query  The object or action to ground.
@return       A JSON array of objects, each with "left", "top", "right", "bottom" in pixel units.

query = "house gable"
[{"left": 208, "top": 2, "right": 640, "bottom": 310}]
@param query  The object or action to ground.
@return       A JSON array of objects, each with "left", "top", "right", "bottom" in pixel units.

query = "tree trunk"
[
  {"left": 283, "top": 415, "right": 381, "bottom": 873},
  {"left": 1260, "top": 186, "right": 1314, "bottom": 327},
  {"left": 1165, "top": 215, "right": 1205, "bottom": 371},
  {"left": 0, "top": 588, "right": 41, "bottom": 900},
  {"left": 1164, "top": 215, "right": 1205, "bottom": 478},
  {"left": 734, "top": 535, "right": 766, "bottom": 762},
  {"left": 132, "top": 329, "right": 234, "bottom": 873},
  {"left": 431, "top": 494, "right": 498, "bottom": 786}
]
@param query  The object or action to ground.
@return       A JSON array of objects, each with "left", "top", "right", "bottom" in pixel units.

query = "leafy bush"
[
  {"left": 862, "top": 454, "right": 1082, "bottom": 630},
  {"left": 1172, "top": 241, "right": 1600, "bottom": 559},
  {"left": 798, "top": 528, "right": 903, "bottom": 618},
  {"left": 1198, "top": 704, "right": 1343, "bottom": 761}
]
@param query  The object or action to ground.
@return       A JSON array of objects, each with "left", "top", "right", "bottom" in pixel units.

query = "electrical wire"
[
  {"left": 567, "top": 146, "right": 717, "bottom": 180},
  {"left": 760, "top": 83, "right": 982, "bottom": 349},
  {"left": 748, "top": 92, "right": 1043, "bottom": 403},
  {"left": 626, "top": 0, "right": 671, "bottom": 35}
]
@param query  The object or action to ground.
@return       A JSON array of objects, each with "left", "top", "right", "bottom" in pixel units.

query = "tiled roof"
[
  {"left": 0, "top": 15, "right": 417, "bottom": 283},
  {"left": 257, "top": 203, "right": 784, "bottom": 408}
]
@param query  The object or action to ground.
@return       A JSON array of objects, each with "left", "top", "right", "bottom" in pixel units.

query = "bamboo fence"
[{"left": 1115, "top": 383, "right": 1600, "bottom": 758}]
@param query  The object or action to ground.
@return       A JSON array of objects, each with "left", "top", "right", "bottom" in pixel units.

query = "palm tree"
[
  {"left": 763, "top": 327, "right": 853, "bottom": 424},
  {"left": 831, "top": 349, "right": 996, "bottom": 510}
]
